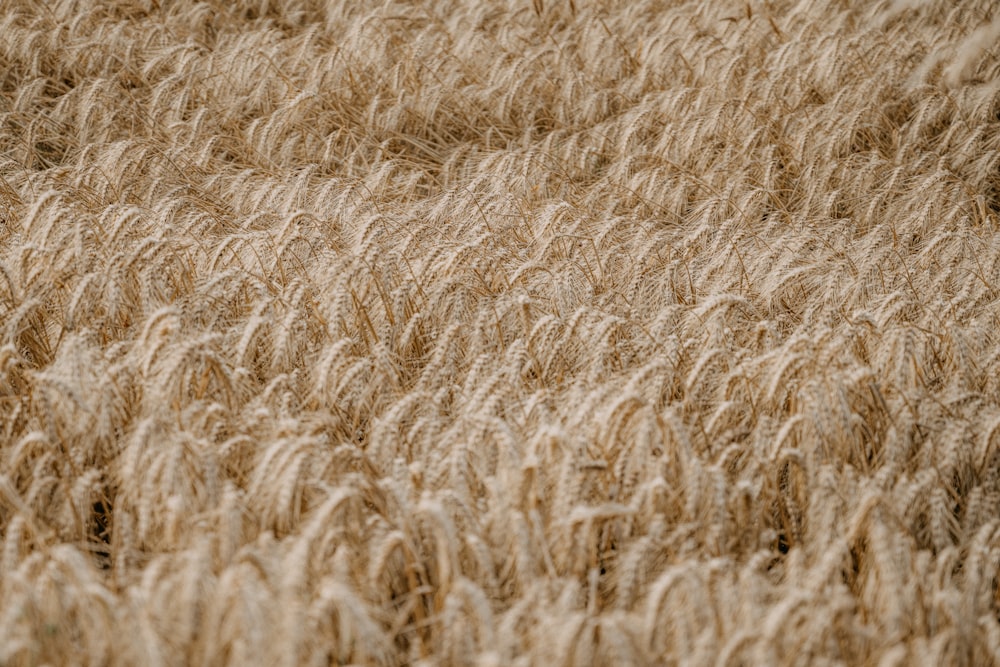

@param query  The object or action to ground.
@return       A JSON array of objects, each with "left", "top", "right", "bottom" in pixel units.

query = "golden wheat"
[{"left": 2, "top": 0, "right": 1000, "bottom": 664}]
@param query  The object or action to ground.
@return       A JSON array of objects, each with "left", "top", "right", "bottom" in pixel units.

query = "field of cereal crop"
[{"left": 2, "top": 1, "right": 1000, "bottom": 664}]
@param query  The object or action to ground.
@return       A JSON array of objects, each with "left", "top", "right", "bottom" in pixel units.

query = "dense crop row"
[{"left": 2, "top": 0, "right": 1000, "bottom": 664}]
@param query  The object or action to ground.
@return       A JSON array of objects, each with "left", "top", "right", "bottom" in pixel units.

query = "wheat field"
[{"left": 1, "top": 0, "right": 1000, "bottom": 664}]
